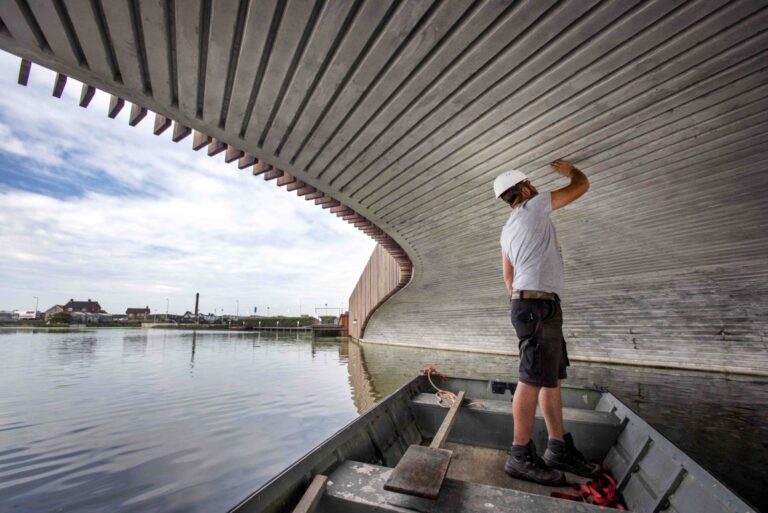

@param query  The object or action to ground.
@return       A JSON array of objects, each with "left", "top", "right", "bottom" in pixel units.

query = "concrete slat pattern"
[{"left": 1, "top": 0, "right": 766, "bottom": 374}]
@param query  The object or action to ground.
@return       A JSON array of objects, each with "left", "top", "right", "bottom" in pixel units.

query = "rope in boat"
[{"left": 420, "top": 366, "right": 484, "bottom": 409}]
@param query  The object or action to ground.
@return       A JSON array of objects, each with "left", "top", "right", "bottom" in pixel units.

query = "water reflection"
[
  {"left": 122, "top": 332, "right": 148, "bottom": 356},
  {"left": 0, "top": 330, "right": 360, "bottom": 513}
]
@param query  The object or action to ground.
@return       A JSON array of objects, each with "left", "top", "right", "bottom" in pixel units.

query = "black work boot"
[
  {"left": 543, "top": 432, "right": 601, "bottom": 477},
  {"left": 504, "top": 440, "right": 565, "bottom": 486}
]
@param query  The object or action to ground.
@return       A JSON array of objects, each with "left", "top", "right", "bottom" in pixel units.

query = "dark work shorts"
[{"left": 510, "top": 297, "right": 570, "bottom": 388}]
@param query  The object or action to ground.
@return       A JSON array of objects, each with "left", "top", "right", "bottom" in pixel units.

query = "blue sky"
[{"left": 0, "top": 50, "right": 375, "bottom": 316}]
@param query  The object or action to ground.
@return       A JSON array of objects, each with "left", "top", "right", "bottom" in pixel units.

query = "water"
[{"left": 0, "top": 329, "right": 765, "bottom": 512}]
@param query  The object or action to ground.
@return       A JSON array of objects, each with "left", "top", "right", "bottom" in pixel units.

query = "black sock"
[
  {"left": 548, "top": 437, "right": 565, "bottom": 449},
  {"left": 511, "top": 444, "right": 528, "bottom": 456}
]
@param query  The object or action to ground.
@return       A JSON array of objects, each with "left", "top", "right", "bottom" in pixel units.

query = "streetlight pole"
[
  {"left": 165, "top": 298, "right": 169, "bottom": 320},
  {"left": 33, "top": 296, "right": 38, "bottom": 317},
  {"left": 236, "top": 299, "right": 239, "bottom": 318}
]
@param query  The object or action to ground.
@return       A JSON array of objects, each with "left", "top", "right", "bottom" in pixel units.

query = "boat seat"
[
  {"left": 410, "top": 393, "right": 622, "bottom": 462},
  {"left": 320, "top": 460, "right": 616, "bottom": 513}
]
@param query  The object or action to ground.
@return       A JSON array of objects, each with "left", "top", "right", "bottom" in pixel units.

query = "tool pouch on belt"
[{"left": 511, "top": 306, "right": 542, "bottom": 376}]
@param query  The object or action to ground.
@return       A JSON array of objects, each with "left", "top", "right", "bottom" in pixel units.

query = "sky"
[{"left": 0, "top": 50, "right": 376, "bottom": 317}]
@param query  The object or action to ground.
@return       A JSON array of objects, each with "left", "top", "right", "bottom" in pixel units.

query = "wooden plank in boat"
[
  {"left": 382, "top": 445, "right": 452, "bottom": 500},
  {"left": 291, "top": 474, "right": 327, "bottom": 513},
  {"left": 430, "top": 390, "right": 465, "bottom": 449},
  {"left": 384, "top": 391, "right": 465, "bottom": 499}
]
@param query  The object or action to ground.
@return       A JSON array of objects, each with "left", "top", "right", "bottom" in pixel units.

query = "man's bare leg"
[
  {"left": 539, "top": 379, "right": 565, "bottom": 440},
  {"left": 512, "top": 381, "right": 540, "bottom": 445},
  {"left": 539, "top": 379, "right": 601, "bottom": 476},
  {"left": 506, "top": 381, "right": 565, "bottom": 485}
]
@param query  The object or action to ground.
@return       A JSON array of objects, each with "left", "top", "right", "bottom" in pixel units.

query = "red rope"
[{"left": 551, "top": 465, "right": 626, "bottom": 510}]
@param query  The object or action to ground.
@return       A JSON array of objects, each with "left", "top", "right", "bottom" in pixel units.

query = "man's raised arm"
[{"left": 550, "top": 159, "right": 589, "bottom": 210}]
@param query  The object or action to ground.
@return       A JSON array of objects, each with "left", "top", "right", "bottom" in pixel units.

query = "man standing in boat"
[{"left": 495, "top": 159, "right": 599, "bottom": 485}]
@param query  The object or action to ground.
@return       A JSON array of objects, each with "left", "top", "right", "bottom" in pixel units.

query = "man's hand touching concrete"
[
  {"left": 550, "top": 159, "right": 577, "bottom": 178},
  {"left": 550, "top": 159, "right": 589, "bottom": 210}
]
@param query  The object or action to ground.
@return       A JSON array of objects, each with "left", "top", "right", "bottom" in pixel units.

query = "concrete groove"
[
  {"left": 237, "top": 0, "right": 286, "bottom": 138},
  {"left": 336, "top": 0, "right": 533, "bottom": 194},
  {"left": 343, "top": 0, "right": 621, "bottom": 202},
  {"left": 127, "top": 0, "right": 151, "bottom": 95},
  {"left": 271, "top": 0, "right": 365, "bottom": 157},
  {"left": 89, "top": 0, "right": 122, "bottom": 83},
  {"left": 344, "top": 0, "right": 558, "bottom": 199},
  {"left": 256, "top": 0, "right": 325, "bottom": 147},
  {"left": 289, "top": 0, "right": 420, "bottom": 168},
  {"left": 194, "top": 0, "right": 212, "bottom": 119},
  {"left": 217, "top": 0, "right": 250, "bottom": 130},
  {"left": 319, "top": 0, "right": 480, "bottom": 184},
  {"left": 165, "top": 0, "right": 177, "bottom": 107},
  {"left": 14, "top": 0, "right": 50, "bottom": 52}
]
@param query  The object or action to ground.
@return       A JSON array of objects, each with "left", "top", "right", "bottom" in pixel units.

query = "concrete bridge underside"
[{"left": 2, "top": 0, "right": 766, "bottom": 374}]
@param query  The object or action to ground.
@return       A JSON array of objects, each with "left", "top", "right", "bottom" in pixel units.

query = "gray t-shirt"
[{"left": 500, "top": 192, "right": 564, "bottom": 297}]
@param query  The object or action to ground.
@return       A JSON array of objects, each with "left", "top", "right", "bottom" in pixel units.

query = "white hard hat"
[{"left": 493, "top": 169, "right": 528, "bottom": 199}]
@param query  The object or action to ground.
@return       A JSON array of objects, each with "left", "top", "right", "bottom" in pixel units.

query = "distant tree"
[{"left": 320, "top": 315, "right": 337, "bottom": 324}]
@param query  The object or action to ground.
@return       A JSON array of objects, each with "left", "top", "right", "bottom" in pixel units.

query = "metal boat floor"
[
  {"left": 444, "top": 441, "right": 592, "bottom": 497},
  {"left": 322, "top": 460, "right": 615, "bottom": 513}
]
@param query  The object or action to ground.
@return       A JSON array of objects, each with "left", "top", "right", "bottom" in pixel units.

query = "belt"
[{"left": 510, "top": 290, "right": 558, "bottom": 301}]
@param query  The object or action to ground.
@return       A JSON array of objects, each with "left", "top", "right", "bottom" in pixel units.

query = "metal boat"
[{"left": 228, "top": 375, "right": 755, "bottom": 513}]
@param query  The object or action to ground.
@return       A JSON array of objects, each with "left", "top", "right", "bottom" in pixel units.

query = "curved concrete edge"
[
  {"left": 350, "top": 337, "right": 768, "bottom": 379},
  {"left": 9, "top": 56, "right": 415, "bottom": 287}
]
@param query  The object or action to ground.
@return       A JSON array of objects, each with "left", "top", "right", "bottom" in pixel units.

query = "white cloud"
[{"left": 0, "top": 50, "right": 376, "bottom": 315}]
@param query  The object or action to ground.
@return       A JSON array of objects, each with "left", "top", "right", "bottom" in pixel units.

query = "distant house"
[
  {"left": 17, "top": 310, "right": 38, "bottom": 320},
  {"left": 64, "top": 299, "right": 102, "bottom": 314},
  {"left": 44, "top": 305, "right": 65, "bottom": 320},
  {"left": 126, "top": 307, "right": 150, "bottom": 320}
]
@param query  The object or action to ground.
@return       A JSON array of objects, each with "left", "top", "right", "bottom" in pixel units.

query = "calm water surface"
[{"left": 0, "top": 329, "right": 766, "bottom": 512}]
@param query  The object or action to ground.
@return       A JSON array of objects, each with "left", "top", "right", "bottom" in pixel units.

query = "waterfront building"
[
  {"left": 125, "top": 307, "right": 151, "bottom": 320},
  {"left": 63, "top": 299, "right": 103, "bottom": 314}
]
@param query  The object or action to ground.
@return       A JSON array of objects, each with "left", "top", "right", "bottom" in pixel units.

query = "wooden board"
[
  {"left": 430, "top": 391, "right": 465, "bottom": 449},
  {"left": 291, "top": 474, "right": 327, "bottom": 513},
  {"left": 383, "top": 445, "right": 452, "bottom": 500}
]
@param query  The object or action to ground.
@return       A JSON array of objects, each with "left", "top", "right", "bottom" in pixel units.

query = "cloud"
[{"left": 0, "top": 50, "right": 376, "bottom": 315}]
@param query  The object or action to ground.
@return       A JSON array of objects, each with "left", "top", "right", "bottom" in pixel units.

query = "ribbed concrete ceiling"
[{"left": 1, "top": 0, "right": 766, "bottom": 374}]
